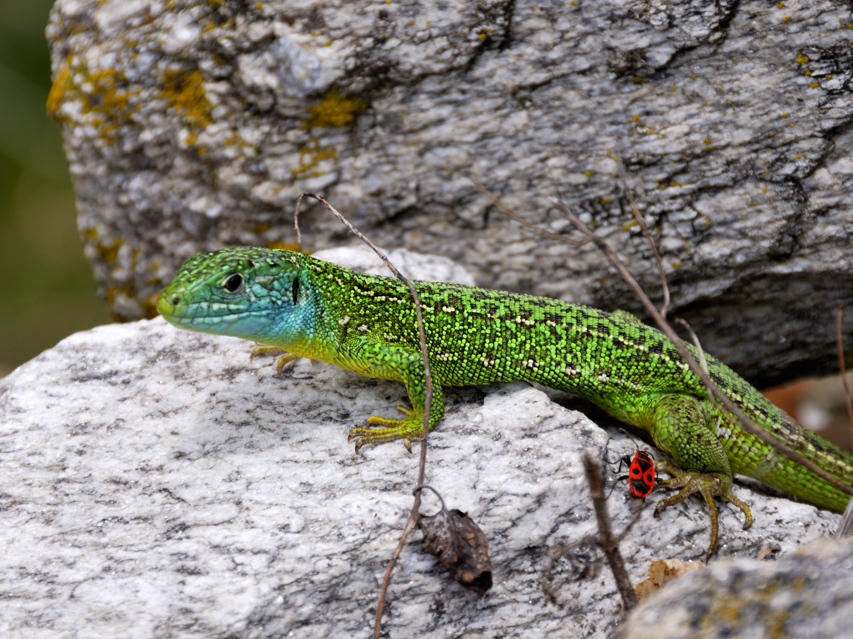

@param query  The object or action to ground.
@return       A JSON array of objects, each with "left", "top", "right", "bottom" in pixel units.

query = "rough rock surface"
[
  {"left": 0, "top": 247, "right": 842, "bottom": 638},
  {"left": 47, "top": 0, "right": 853, "bottom": 386},
  {"left": 617, "top": 538, "right": 853, "bottom": 639}
]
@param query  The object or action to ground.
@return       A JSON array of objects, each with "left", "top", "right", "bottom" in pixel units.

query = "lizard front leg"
[
  {"left": 649, "top": 394, "right": 753, "bottom": 561},
  {"left": 249, "top": 345, "right": 301, "bottom": 372},
  {"left": 338, "top": 339, "right": 445, "bottom": 453}
]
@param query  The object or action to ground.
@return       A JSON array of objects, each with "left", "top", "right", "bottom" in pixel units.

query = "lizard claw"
[
  {"left": 250, "top": 345, "right": 286, "bottom": 361},
  {"left": 249, "top": 346, "right": 299, "bottom": 373},
  {"left": 724, "top": 490, "right": 754, "bottom": 531},
  {"left": 653, "top": 461, "right": 751, "bottom": 562},
  {"left": 348, "top": 427, "right": 417, "bottom": 454}
]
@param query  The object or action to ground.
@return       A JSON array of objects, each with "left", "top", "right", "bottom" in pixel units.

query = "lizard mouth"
[
  {"left": 156, "top": 288, "right": 273, "bottom": 337},
  {"left": 156, "top": 291, "right": 180, "bottom": 318}
]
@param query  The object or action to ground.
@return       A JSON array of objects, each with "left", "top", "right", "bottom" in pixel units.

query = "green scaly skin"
[{"left": 157, "top": 247, "right": 853, "bottom": 559}]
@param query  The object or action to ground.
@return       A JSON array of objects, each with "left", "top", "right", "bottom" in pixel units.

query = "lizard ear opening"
[{"left": 291, "top": 276, "right": 300, "bottom": 305}]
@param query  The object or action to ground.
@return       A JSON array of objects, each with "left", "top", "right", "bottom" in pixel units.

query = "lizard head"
[{"left": 157, "top": 247, "right": 317, "bottom": 347}]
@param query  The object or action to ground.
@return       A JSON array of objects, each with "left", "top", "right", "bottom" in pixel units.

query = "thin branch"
[
  {"left": 541, "top": 478, "right": 650, "bottom": 605},
  {"left": 545, "top": 196, "right": 853, "bottom": 498},
  {"left": 675, "top": 318, "right": 708, "bottom": 375},
  {"left": 293, "top": 196, "right": 305, "bottom": 246},
  {"left": 835, "top": 499, "right": 853, "bottom": 539},
  {"left": 834, "top": 305, "right": 853, "bottom": 539},
  {"left": 374, "top": 515, "right": 419, "bottom": 626},
  {"left": 540, "top": 537, "right": 601, "bottom": 605},
  {"left": 836, "top": 306, "right": 853, "bottom": 436},
  {"left": 292, "top": 193, "right": 435, "bottom": 638},
  {"left": 414, "top": 484, "right": 445, "bottom": 509},
  {"left": 582, "top": 452, "right": 638, "bottom": 610},
  {"left": 614, "top": 157, "right": 670, "bottom": 318}
]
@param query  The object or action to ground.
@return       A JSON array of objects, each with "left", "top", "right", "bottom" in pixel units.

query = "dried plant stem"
[
  {"left": 467, "top": 172, "right": 590, "bottom": 246},
  {"left": 836, "top": 306, "right": 853, "bottom": 437},
  {"left": 834, "top": 305, "right": 853, "bottom": 539},
  {"left": 293, "top": 193, "right": 434, "bottom": 638},
  {"left": 582, "top": 452, "right": 637, "bottom": 610},
  {"left": 674, "top": 318, "right": 708, "bottom": 375}
]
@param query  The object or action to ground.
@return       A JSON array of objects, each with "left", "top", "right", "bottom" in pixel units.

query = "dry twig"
[
  {"left": 836, "top": 306, "right": 853, "bottom": 437},
  {"left": 541, "top": 464, "right": 649, "bottom": 606},
  {"left": 582, "top": 452, "right": 638, "bottom": 610},
  {"left": 293, "top": 193, "right": 435, "bottom": 638},
  {"left": 834, "top": 305, "right": 853, "bottom": 539},
  {"left": 674, "top": 318, "right": 709, "bottom": 375},
  {"left": 467, "top": 172, "right": 591, "bottom": 245}
]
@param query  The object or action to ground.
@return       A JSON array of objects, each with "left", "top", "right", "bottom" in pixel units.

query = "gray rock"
[
  {"left": 616, "top": 538, "right": 853, "bottom": 639},
  {"left": 309, "top": 245, "right": 476, "bottom": 286},
  {"left": 0, "top": 247, "right": 842, "bottom": 637},
  {"left": 47, "top": 0, "right": 853, "bottom": 386}
]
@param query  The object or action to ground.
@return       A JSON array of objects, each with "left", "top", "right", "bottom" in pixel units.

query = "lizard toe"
[
  {"left": 348, "top": 412, "right": 425, "bottom": 452},
  {"left": 654, "top": 463, "right": 724, "bottom": 560}
]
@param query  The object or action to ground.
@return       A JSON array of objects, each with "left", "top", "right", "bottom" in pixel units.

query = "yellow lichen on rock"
[
  {"left": 293, "top": 138, "right": 337, "bottom": 178},
  {"left": 304, "top": 90, "right": 366, "bottom": 129},
  {"left": 47, "top": 60, "right": 139, "bottom": 142},
  {"left": 159, "top": 68, "right": 213, "bottom": 129},
  {"left": 46, "top": 61, "right": 73, "bottom": 122}
]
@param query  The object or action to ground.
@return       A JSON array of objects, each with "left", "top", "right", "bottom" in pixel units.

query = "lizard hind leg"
[{"left": 649, "top": 394, "right": 752, "bottom": 561}]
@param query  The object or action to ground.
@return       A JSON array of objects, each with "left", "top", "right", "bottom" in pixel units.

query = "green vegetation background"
[{"left": 0, "top": 0, "right": 111, "bottom": 376}]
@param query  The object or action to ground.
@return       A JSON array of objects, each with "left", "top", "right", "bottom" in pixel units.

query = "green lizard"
[{"left": 157, "top": 246, "right": 853, "bottom": 559}]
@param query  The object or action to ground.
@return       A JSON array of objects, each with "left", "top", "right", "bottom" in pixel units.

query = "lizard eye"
[{"left": 224, "top": 274, "right": 244, "bottom": 293}]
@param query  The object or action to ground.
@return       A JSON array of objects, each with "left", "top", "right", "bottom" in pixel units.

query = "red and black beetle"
[{"left": 622, "top": 450, "right": 656, "bottom": 499}]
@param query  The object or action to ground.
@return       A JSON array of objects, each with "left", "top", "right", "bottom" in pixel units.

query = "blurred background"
[
  {"left": 0, "top": 0, "right": 111, "bottom": 377},
  {"left": 0, "top": 0, "right": 850, "bottom": 453}
]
